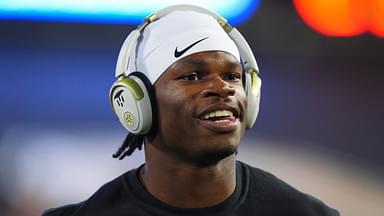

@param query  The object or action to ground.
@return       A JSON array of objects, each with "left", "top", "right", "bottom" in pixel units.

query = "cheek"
[
  {"left": 155, "top": 85, "right": 195, "bottom": 129},
  {"left": 155, "top": 88, "right": 199, "bottom": 150},
  {"left": 236, "top": 86, "right": 248, "bottom": 112}
]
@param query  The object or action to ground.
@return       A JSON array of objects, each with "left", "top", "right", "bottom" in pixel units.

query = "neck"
[{"left": 140, "top": 143, "right": 237, "bottom": 208}]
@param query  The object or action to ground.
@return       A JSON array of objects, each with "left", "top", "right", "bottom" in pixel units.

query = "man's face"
[{"left": 151, "top": 51, "right": 247, "bottom": 166}]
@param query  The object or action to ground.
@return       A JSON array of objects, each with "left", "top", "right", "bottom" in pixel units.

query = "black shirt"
[{"left": 43, "top": 161, "right": 340, "bottom": 216}]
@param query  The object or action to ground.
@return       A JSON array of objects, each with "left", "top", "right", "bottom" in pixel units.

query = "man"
[{"left": 43, "top": 4, "right": 339, "bottom": 216}]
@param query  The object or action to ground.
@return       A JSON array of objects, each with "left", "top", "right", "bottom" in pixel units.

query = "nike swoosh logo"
[{"left": 174, "top": 37, "right": 209, "bottom": 58}]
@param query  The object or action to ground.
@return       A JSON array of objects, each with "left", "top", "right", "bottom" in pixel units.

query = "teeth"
[{"left": 203, "top": 110, "right": 234, "bottom": 120}]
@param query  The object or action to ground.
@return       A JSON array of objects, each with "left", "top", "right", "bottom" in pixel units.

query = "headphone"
[{"left": 109, "top": 4, "right": 262, "bottom": 135}]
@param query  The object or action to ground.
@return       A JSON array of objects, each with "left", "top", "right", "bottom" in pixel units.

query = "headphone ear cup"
[
  {"left": 109, "top": 75, "right": 153, "bottom": 135},
  {"left": 245, "top": 71, "right": 262, "bottom": 129}
]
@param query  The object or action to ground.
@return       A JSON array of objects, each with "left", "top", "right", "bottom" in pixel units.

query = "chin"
[
  {"left": 185, "top": 134, "right": 241, "bottom": 167},
  {"left": 190, "top": 146, "right": 238, "bottom": 168}
]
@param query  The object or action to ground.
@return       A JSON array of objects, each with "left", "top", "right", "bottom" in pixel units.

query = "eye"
[
  {"left": 222, "top": 72, "right": 241, "bottom": 81},
  {"left": 182, "top": 72, "right": 200, "bottom": 81}
]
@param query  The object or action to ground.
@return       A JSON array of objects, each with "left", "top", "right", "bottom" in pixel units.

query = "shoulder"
[
  {"left": 295, "top": 193, "right": 340, "bottom": 216},
  {"left": 42, "top": 203, "right": 83, "bottom": 216},
  {"left": 236, "top": 160, "right": 300, "bottom": 195},
  {"left": 42, "top": 169, "right": 135, "bottom": 216},
  {"left": 236, "top": 161, "right": 340, "bottom": 216}
]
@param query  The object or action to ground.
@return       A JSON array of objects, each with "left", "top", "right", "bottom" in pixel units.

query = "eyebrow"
[{"left": 176, "top": 59, "right": 208, "bottom": 67}]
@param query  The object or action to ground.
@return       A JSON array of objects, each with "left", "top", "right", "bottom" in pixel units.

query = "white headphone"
[{"left": 109, "top": 4, "right": 262, "bottom": 135}]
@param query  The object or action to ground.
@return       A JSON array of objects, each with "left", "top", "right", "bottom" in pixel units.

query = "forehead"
[{"left": 165, "top": 51, "right": 241, "bottom": 74}]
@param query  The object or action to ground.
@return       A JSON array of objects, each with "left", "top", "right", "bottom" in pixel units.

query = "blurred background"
[{"left": 0, "top": 0, "right": 383, "bottom": 215}]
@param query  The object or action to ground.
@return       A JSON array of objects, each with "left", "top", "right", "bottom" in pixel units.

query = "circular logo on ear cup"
[{"left": 124, "top": 112, "right": 135, "bottom": 126}]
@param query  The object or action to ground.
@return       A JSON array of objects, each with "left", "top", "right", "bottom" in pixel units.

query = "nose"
[{"left": 201, "top": 75, "right": 235, "bottom": 98}]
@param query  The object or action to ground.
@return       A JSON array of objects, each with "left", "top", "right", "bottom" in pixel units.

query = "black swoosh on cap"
[{"left": 174, "top": 37, "right": 209, "bottom": 58}]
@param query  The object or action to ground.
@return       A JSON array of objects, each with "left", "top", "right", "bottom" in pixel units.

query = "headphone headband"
[{"left": 111, "top": 4, "right": 262, "bottom": 134}]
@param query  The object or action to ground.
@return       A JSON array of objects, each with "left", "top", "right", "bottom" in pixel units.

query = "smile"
[
  {"left": 202, "top": 110, "right": 234, "bottom": 120},
  {"left": 198, "top": 109, "right": 240, "bottom": 132}
]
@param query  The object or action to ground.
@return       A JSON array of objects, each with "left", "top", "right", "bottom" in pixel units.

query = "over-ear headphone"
[{"left": 109, "top": 4, "right": 262, "bottom": 135}]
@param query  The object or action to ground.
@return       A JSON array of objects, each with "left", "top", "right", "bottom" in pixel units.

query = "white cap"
[{"left": 131, "top": 10, "right": 240, "bottom": 84}]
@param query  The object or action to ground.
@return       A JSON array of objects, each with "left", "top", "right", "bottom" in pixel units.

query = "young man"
[{"left": 44, "top": 5, "right": 339, "bottom": 216}]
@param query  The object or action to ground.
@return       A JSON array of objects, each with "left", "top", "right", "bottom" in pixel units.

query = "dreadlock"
[{"left": 112, "top": 133, "right": 144, "bottom": 160}]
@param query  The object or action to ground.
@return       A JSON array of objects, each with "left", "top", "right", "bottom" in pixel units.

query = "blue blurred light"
[{"left": 0, "top": 0, "right": 260, "bottom": 25}]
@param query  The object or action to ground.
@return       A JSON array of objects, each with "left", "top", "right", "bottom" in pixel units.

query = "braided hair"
[{"left": 112, "top": 133, "right": 144, "bottom": 160}]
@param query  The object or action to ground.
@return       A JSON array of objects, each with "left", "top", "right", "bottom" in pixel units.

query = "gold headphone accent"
[
  {"left": 217, "top": 18, "right": 233, "bottom": 33},
  {"left": 250, "top": 69, "right": 261, "bottom": 95},
  {"left": 114, "top": 76, "right": 145, "bottom": 100},
  {"left": 124, "top": 112, "right": 135, "bottom": 126}
]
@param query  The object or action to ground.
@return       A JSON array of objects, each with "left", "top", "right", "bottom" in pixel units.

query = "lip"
[
  {"left": 196, "top": 103, "right": 242, "bottom": 133},
  {"left": 198, "top": 117, "right": 240, "bottom": 133},
  {"left": 197, "top": 104, "right": 241, "bottom": 120}
]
